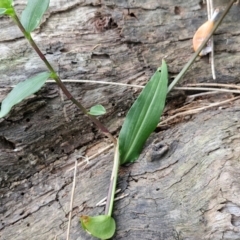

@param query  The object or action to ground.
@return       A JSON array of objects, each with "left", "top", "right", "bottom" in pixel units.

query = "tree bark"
[{"left": 1, "top": 0, "right": 240, "bottom": 239}]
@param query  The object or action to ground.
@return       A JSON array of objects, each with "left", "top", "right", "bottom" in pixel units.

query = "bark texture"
[{"left": 1, "top": 0, "right": 240, "bottom": 239}]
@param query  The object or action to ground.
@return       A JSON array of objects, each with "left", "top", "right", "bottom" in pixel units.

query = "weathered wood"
[{"left": 1, "top": 0, "right": 240, "bottom": 239}]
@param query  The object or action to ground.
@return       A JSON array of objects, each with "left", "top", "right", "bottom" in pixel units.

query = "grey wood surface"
[{"left": 1, "top": 0, "right": 240, "bottom": 239}]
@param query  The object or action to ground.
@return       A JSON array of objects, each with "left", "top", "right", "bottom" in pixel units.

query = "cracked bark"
[{"left": 1, "top": 0, "right": 240, "bottom": 239}]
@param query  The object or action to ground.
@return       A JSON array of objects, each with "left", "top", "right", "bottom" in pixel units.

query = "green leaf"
[
  {"left": 119, "top": 60, "right": 168, "bottom": 164},
  {"left": 0, "top": 0, "right": 12, "bottom": 9},
  {"left": 80, "top": 215, "right": 116, "bottom": 239},
  {"left": 21, "top": 0, "right": 50, "bottom": 33},
  {"left": 0, "top": 72, "right": 50, "bottom": 118},
  {"left": 88, "top": 104, "right": 106, "bottom": 116},
  {"left": 0, "top": 0, "right": 13, "bottom": 16},
  {"left": 0, "top": 8, "right": 7, "bottom": 15}
]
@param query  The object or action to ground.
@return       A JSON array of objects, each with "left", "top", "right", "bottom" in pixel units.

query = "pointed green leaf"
[
  {"left": 119, "top": 60, "right": 168, "bottom": 164},
  {"left": 88, "top": 104, "right": 106, "bottom": 116},
  {"left": 0, "top": 72, "right": 50, "bottom": 118},
  {"left": 80, "top": 215, "right": 116, "bottom": 239},
  {"left": 21, "top": 0, "right": 50, "bottom": 33}
]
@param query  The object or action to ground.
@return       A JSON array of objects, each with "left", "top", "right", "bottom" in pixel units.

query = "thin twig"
[{"left": 66, "top": 160, "right": 78, "bottom": 240}]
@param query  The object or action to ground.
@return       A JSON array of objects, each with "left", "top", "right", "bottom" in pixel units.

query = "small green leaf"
[
  {"left": 88, "top": 104, "right": 106, "bottom": 116},
  {"left": 0, "top": 0, "right": 12, "bottom": 9},
  {"left": 80, "top": 215, "right": 116, "bottom": 239},
  {"left": 0, "top": 72, "right": 50, "bottom": 118},
  {"left": 119, "top": 60, "right": 168, "bottom": 164},
  {"left": 21, "top": 0, "right": 50, "bottom": 33},
  {"left": 0, "top": 0, "right": 13, "bottom": 16}
]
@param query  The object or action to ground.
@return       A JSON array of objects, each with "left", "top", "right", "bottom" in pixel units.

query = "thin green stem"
[
  {"left": 105, "top": 142, "right": 120, "bottom": 216},
  {"left": 10, "top": 12, "right": 116, "bottom": 144},
  {"left": 168, "top": 0, "right": 236, "bottom": 93}
]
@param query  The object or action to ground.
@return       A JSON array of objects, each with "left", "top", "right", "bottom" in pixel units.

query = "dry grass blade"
[
  {"left": 66, "top": 144, "right": 113, "bottom": 172},
  {"left": 174, "top": 86, "right": 240, "bottom": 94},
  {"left": 159, "top": 96, "right": 240, "bottom": 126},
  {"left": 185, "top": 83, "right": 240, "bottom": 90},
  {"left": 66, "top": 160, "right": 78, "bottom": 240},
  {"left": 207, "top": 0, "right": 216, "bottom": 79},
  {"left": 96, "top": 189, "right": 121, "bottom": 206}
]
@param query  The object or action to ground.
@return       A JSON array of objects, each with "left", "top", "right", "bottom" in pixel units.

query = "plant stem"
[
  {"left": 10, "top": 13, "right": 116, "bottom": 144},
  {"left": 105, "top": 142, "right": 120, "bottom": 216},
  {"left": 167, "top": 0, "right": 236, "bottom": 93}
]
